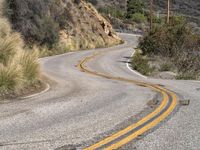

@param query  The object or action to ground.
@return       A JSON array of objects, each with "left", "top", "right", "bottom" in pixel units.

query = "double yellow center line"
[{"left": 77, "top": 52, "right": 177, "bottom": 150}]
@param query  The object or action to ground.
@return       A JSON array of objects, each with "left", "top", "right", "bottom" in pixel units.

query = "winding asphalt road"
[{"left": 0, "top": 33, "right": 200, "bottom": 150}]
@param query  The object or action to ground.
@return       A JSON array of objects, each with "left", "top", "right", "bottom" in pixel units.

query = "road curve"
[
  {"left": 78, "top": 52, "right": 177, "bottom": 149},
  {"left": 0, "top": 33, "right": 200, "bottom": 150}
]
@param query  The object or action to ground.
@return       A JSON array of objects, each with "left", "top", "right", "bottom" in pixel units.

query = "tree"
[{"left": 127, "top": 0, "right": 145, "bottom": 18}]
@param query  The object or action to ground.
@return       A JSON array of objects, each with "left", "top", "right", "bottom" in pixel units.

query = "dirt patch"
[
  {"left": 56, "top": 144, "right": 78, "bottom": 150},
  {"left": 152, "top": 71, "right": 177, "bottom": 80},
  {"left": 148, "top": 56, "right": 177, "bottom": 80},
  {"left": 0, "top": 75, "right": 51, "bottom": 101}
]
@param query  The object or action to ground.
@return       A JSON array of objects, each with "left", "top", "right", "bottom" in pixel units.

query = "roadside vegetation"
[
  {"left": 5, "top": 0, "right": 68, "bottom": 55},
  {"left": 126, "top": 0, "right": 147, "bottom": 24},
  {"left": 123, "top": 0, "right": 200, "bottom": 80},
  {"left": 5, "top": 0, "right": 121, "bottom": 56},
  {"left": 136, "top": 16, "right": 200, "bottom": 80},
  {"left": 0, "top": 1, "right": 41, "bottom": 99},
  {"left": 0, "top": 0, "right": 122, "bottom": 98},
  {"left": 131, "top": 49, "right": 153, "bottom": 75},
  {"left": 94, "top": 0, "right": 147, "bottom": 23},
  {"left": 88, "top": 0, "right": 148, "bottom": 31}
]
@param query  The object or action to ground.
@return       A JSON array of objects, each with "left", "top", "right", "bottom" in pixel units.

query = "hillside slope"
[
  {"left": 6, "top": 0, "right": 122, "bottom": 51},
  {"left": 90, "top": 0, "right": 200, "bottom": 25}
]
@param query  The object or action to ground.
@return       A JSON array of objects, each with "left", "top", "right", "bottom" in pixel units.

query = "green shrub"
[
  {"left": 139, "top": 29, "right": 158, "bottom": 55},
  {"left": 131, "top": 50, "right": 153, "bottom": 75},
  {"left": 130, "top": 13, "right": 147, "bottom": 23},
  {"left": 139, "top": 16, "right": 198, "bottom": 57},
  {"left": 38, "top": 17, "right": 60, "bottom": 47},
  {"left": 127, "top": 0, "right": 145, "bottom": 18},
  {"left": 139, "top": 16, "right": 200, "bottom": 79},
  {"left": 159, "top": 63, "right": 172, "bottom": 72},
  {"left": 53, "top": 42, "right": 70, "bottom": 54},
  {"left": 176, "top": 73, "right": 197, "bottom": 80}
]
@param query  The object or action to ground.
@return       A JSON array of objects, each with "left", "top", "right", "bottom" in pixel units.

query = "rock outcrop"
[{"left": 59, "top": 0, "right": 122, "bottom": 50}]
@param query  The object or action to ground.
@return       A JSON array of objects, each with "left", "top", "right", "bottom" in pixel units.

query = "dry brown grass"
[
  {"left": 0, "top": 0, "right": 41, "bottom": 97},
  {"left": 19, "top": 48, "right": 40, "bottom": 84}
]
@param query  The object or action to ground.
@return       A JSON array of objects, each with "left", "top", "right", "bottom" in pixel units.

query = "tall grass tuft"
[
  {"left": 0, "top": 0, "right": 41, "bottom": 98},
  {"left": 0, "top": 62, "right": 22, "bottom": 96},
  {"left": 0, "top": 18, "right": 12, "bottom": 38},
  {"left": 19, "top": 48, "right": 40, "bottom": 84},
  {"left": 0, "top": 34, "right": 23, "bottom": 65}
]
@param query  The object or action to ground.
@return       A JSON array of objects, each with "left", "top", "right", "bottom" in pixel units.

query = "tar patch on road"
[
  {"left": 147, "top": 99, "right": 159, "bottom": 108},
  {"left": 55, "top": 144, "right": 79, "bottom": 150},
  {"left": 179, "top": 100, "right": 190, "bottom": 106}
]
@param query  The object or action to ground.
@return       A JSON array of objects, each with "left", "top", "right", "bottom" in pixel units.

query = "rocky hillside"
[
  {"left": 5, "top": 0, "right": 122, "bottom": 51},
  {"left": 90, "top": 0, "right": 200, "bottom": 25},
  {"left": 143, "top": 0, "right": 200, "bottom": 27}
]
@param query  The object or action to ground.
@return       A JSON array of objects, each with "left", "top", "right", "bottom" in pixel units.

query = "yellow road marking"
[
  {"left": 77, "top": 52, "right": 177, "bottom": 150},
  {"left": 84, "top": 91, "right": 168, "bottom": 150},
  {"left": 105, "top": 93, "right": 177, "bottom": 150}
]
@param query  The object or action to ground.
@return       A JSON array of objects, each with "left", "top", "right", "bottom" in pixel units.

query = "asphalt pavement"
[{"left": 0, "top": 33, "right": 199, "bottom": 150}]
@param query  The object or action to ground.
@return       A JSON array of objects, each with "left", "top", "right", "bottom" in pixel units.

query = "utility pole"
[
  {"left": 150, "top": 0, "right": 153, "bottom": 30},
  {"left": 167, "top": 0, "right": 170, "bottom": 24}
]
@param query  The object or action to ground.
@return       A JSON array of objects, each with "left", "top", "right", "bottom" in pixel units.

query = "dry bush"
[
  {"left": 0, "top": 62, "right": 22, "bottom": 96},
  {"left": 174, "top": 47, "right": 200, "bottom": 77},
  {"left": 6, "top": 0, "right": 61, "bottom": 47},
  {"left": 0, "top": 0, "right": 41, "bottom": 97},
  {"left": 0, "top": 33, "right": 23, "bottom": 65},
  {"left": 19, "top": 48, "right": 40, "bottom": 84},
  {"left": 0, "top": 18, "right": 11, "bottom": 38},
  {"left": 139, "top": 16, "right": 200, "bottom": 79}
]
